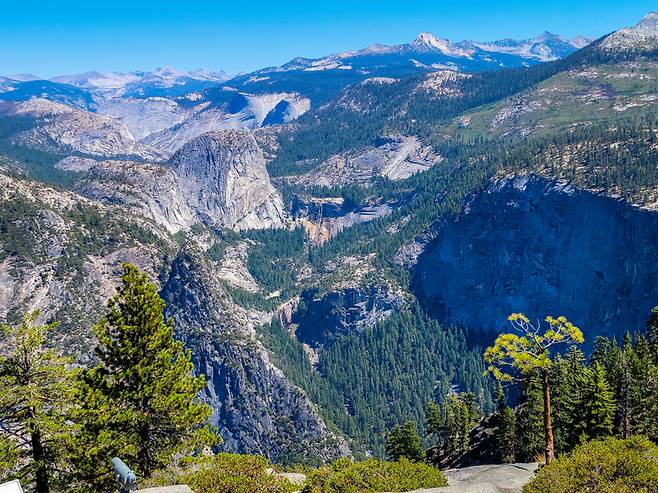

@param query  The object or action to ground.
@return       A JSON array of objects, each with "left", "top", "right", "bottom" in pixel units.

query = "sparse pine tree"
[
  {"left": 0, "top": 311, "right": 75, "bottom": 493},
  {"left": 485, "top": 314, "right": 584, "bottom": 464}
]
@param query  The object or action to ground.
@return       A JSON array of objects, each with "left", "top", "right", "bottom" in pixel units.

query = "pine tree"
[
  {"left": 551, "top": 347, "right": 585, "bottom": 453},
  {"left": 425, "top": 401, "right": 443, "bottom": 445},
  {"left": 386, "top": 421, "right": 424, "bottom": 462},
  {"left": 579, "top": 362, "right": 616, "bottom": 441},
  {"left": 631, "top": 335, "right": 658, "bottom": 440},
  {"left": 456, "top": 400, "right": 471, "bottom": 453},
  {"left": 71, "top": 263, "right": 216, "bottom": 489},
  {"left": 0, "top": 311, "right": 75, "bottom": 493},
  {"left": 0, "top": 435, "right": 18, "bottom": 480},
  {"left": 515, "top": 372, "right": 545, "bottom": 462},
  {"left": 492, "top": 384, "right": 516, "bottom": 463},
  {"left": 647, "top": 306, "right": 658, "bottom": 362},
  {"left": 485, "top": 313, "right": 584, "bottom": 464},
  {"left": 496, "top": 407, "right": 517, "bottom": 463},
  {"left": 442, "top": 398, "right": 460, "bottom": 455}
]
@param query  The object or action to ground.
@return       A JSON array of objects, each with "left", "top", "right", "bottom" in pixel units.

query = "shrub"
[
  {"left": 302, "top": 458, "right": 448, "bottom": 493},
  {"left": 145, "top": 453, "right": 296, "bottom": 493},
  {"left": 523, "top": 436, "right": 658, "bottom": 493}
]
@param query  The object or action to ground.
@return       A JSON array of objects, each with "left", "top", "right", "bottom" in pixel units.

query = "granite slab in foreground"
[
  {"left": 134, "top": 485, "right": 194, "bottom": 493},
  {"left": 407, "top": 463, "right": 538, "bottom": 493}
]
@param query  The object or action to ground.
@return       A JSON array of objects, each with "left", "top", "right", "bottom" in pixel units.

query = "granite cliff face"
[
  {"left": 56, "top": 129, "right": 288, "bottom": 233},
  {"left": 294, "top": 285, "right": 407, "bottom": 348},
  {"left": 295, "top": 135, "right": 442, "bottom": 187},
  {"left": 0, "top": 170, "right": 346, "bottom": 463},
  {"left": 59, "top": 157, "right": 198, "bottom": 234},
  {"left": 161, "top": 250, "right": 348, "bottom": 463},
  {"left": 413, "top": 175, "right": 658, "bottom": 342},
  {"left": 170, "top": 130, "right": 288, "bottom": 230}
]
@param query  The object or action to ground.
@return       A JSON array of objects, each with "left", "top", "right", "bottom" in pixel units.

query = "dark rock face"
[
  {"left": 413, "top": 175, "right": 658, "bottom": 344},
  {"left": 161, "top": 250, "right": 348, "bottom": 464},
  {"left": 295, "top": 286, "right": 406, "bottom": 348},
  {"left": 262, "top": 100, "right": 290, "bottom": 126}
]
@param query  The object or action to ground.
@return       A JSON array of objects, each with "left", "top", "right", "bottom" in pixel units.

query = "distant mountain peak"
[
  {"left": 412, "top": 32, "right": 473, "bottom": 57},
  {"left": 153, "top": 65, "right": 186, "bottom": 77},
  {"left": 637, "top": 11, "right": 658, "bottom": 30},
  {"left": 601, "top": 11, "right": 658, "bottom": 51},
  {"left": 531, "top": 31, "right": 569, "bottom": 44},
  {"left": 570, "top": 35, "right": 592, "bottom": 49},
  {"left": 7, "top": 73, "right": 42, "bottom": 82}
]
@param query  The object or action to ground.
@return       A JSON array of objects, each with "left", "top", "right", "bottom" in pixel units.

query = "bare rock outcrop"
[
  {"left": 6, "top": 98, "right": 164, "bottom": 161},
  {"left": 161, "top": 250, "right": 349, "bottom": 463},
  {"left": 170, "top": 130, "right": 288, "bottom": 230}
]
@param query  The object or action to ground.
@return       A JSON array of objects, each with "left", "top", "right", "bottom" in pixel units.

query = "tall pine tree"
[
  {"left": 71, "top": 263, "right": 216, "bottom": 489},
  {"left": 550, "top": 347, "right": 585, "bottom": 453},
  {"left": 485, "top": 313, "right": 584, "bottom": 464},
  {"left": 425, "top": 401, "right": 443, "bottom": 446},
  {"left": 579, "top": 362, "right": 616, "bottom": 441},
  {"left": 493, "top": 384, "right": 516, "bottom": 463}
]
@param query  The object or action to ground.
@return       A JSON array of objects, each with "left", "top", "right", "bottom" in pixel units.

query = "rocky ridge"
[
  {"left": 55, "top": 130, "right": 289, "bottom": 233},
  {"left": 161, "top": 249, "right": 349, "bottom": 462},
  {"left": 6, "top": 98, "right": 165, "bottom": 161}
]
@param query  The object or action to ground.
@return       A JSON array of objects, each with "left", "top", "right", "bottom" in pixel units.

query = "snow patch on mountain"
[
  {"left": 473, "top": 32, "right": 591, "bottom": 61},
  {"left": 52, "top": 71, "right": 141, "bottom": 92},
  {"left": 412, "top": 32, "right": 474, "bottom": 57}
]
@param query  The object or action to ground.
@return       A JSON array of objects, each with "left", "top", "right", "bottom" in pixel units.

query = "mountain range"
[
  {"left": 0, "top": 11, "right": 657, "bottom": 463},
  {"left": 1, "top": 29, "right": 589, "bottom": 102}
]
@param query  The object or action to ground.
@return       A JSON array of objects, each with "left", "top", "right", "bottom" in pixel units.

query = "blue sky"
[{"left": 1, "top": 0, "right": 655, "bottom": 77}]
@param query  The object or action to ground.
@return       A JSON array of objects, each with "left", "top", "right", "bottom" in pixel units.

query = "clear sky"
[{"left": 1, "top": 0, "right": 655, "bottom": 78}]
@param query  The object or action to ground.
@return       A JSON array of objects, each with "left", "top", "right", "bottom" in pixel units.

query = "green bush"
[
  {"left": 302, "top": 458, "right": 448, "bottom": 493},
  {"left": 145, "top": 453, "right": 296, "bottom": 493},
  {"left": 523, "top": 436, "right": 658, "bottom": 493}
]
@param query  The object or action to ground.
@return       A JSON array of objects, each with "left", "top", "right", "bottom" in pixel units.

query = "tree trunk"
[
  {"left": 542, "top": 369, "right": 555, "bottom": 464},
  {"left": 29, "top": 418, "right": 50, "bottom": 493},
  {"left": 138, "top": 422, "right": 153, "bottom": 478}
]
